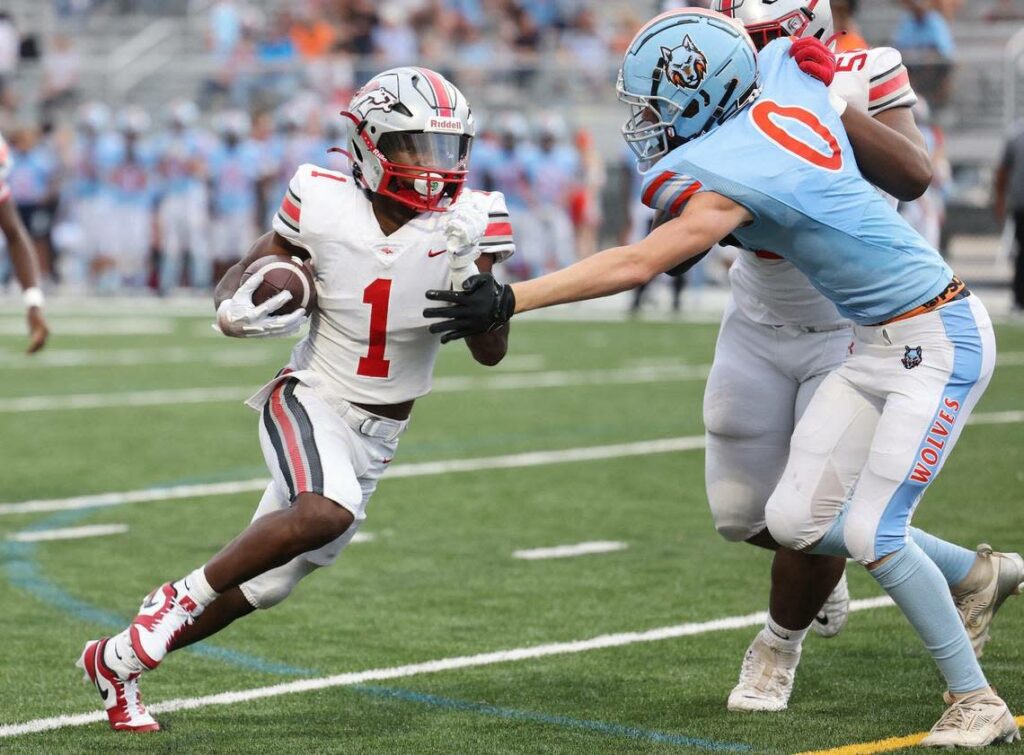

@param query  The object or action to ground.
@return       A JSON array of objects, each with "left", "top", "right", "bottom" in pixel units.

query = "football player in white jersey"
[
  {"left": 0, "top": 131, "right": 48, "bottom": 352},
  {"left": 76, "top": 67, "right": 515, "bottom": 733},
  {"left": 702, "top": 0, "right": 1023, "bottom": 714}
]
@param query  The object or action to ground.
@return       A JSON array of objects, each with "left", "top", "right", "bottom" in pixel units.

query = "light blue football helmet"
[{"left": 618, "top": 9, "right": 761, "bottom": 168}]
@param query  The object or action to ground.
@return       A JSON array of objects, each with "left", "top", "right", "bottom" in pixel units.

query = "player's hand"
[
  {"left": 26, "top": 307, "right": 48, "bottom": 354},
  {"left": 424, "top": 273, "right": 515, "bottom": 343},
  {"left": 214, "top": 271, "right": 306, "bottom": 339},
  {"left": 790, "top": 37, "right": 836, "bottom": 87}
]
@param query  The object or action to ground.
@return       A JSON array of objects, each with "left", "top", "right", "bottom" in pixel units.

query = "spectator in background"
[
  {"left": 994, "top": 121, "right": 1024, "bottom": 313},
  {"left": 831, "top": 0, "right": 869, "bottom": 53},
  {"left": 41, "top": 34, "right": 81, "bottom": 118},
  {"left": 372, "top": 5, "right": 418, "bottom": 67},
  {"left": 894, "top": 0, "right": 955, "bottom": 60},
  {"left": 290, "top": 10, "right": 335, "bottom": 60},
  {"left": 209, "top": 0, "right": 244, "bottom": 61},
  {"left": 571, "top": 127, "right": 604, "bottom": 259},
  {"left": 0, "top": 12, "right": 19, "bottom": 110},
  {"left": 893, "top": 0, "right": 955, "bottom": 107},
  {"left": 559, "top": 8, "right": 610, "bottom": 92}
]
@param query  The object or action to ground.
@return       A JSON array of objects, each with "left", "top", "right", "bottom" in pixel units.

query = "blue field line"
[
  {"left": 1, "top": 508, "right": 312, "bottom": 677},
  {"left": 355, "top": 685, "right": 752, "bottom": 752}
]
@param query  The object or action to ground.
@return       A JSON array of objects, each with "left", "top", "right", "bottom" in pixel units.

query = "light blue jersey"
[
  {"left": 154, "top": 128, "right": 212, "bottom": 195},
  {"left": 208, "top": 140, "right": 261, "bottom": 215},
  {"left": 641, "top": 39, "right": 953, "bottom": 325},
  {"left": 103, "top": 135, "right": 159, "bottom": 207}
]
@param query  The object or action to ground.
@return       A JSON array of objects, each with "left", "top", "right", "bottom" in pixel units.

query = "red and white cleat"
[
  {"left": 128, "top": 582, "right": 201, "bottom": 671},
  {"left": 77, "top": 639, "right": 160, "bottom": 733}
]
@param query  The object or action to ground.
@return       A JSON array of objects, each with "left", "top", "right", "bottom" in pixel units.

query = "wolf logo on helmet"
[
  {"left": 660, "top": 36, "right": 709, "bottom": 90},
  {"left": 353, "top": 86, "right": 402, "bottom": 118}
]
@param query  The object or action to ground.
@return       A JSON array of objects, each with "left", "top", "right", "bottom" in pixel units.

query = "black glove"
[{"left": 423, "top": 273, "right": 516, "bottom": 343}]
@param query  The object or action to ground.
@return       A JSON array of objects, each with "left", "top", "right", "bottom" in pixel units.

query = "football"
[{"left": 240, "top": 255, "right": 317, "bottom": 316}]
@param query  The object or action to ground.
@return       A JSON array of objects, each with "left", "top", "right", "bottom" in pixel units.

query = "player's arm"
[
  {"left": 213, "top": 231, "right": 309, "bottom": 308},
  {"left": 514, "top": 192, "right": 748, "bottom": 312},
  {"left": 0, "top": 196, "right": 48, "bottom": 353},
  {"left": 424, "top": 192, "right": 750, "bottom": 340},
  {"left": 463, "top": 253, "right": 508, "bottom": 365},
  {"left": 840, "top": 105, "right": 932, "bottom": 201}
]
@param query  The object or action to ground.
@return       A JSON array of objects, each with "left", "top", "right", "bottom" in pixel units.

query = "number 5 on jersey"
[{"left": 357, "top": 278, "right": 392, "bottom": 378}]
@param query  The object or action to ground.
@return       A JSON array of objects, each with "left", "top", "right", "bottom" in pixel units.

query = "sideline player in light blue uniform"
[{"left": 424, "top": 9, "right": 1020, "bottom": 747}]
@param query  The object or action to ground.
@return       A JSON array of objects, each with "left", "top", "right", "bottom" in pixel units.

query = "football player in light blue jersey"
[
  {"left": 103, "top": 108, "right": 159, "bottom": 289},
  {"left": 208, "top": 110, "right": 262, "bottom": 281},
  {"left": 154, "top": 100, "right": 213, "bottom": 293},
  {"left": 425, "top": 9, "right": 1020, "bottom": 747}
]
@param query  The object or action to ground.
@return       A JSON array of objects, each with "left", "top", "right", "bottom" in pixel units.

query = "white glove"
[
  {"left": 214, "top": 270, "right": 307, "bottom": 338},
  {"left": 444, "top": 194, "right": 489, "bottom": 289}
]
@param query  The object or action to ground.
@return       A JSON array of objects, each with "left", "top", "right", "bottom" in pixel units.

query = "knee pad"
[
  {"left": 239, "top": 556, "right": 320, "bottom": 610},
  {"left": 707, "top": 486, "right": 766, "bottom": 543}
]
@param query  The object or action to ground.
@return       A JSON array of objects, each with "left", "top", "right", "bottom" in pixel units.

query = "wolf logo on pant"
[{"left": 902, "top": 345, "right": 923, "bottom": 369}]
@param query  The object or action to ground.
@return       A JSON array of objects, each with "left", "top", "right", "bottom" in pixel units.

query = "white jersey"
[
  {"left": 266, "top": 163, "right": 514, "bottom": 406},
  {"left": 728, "top": 46, "right": 918, "bottom": 328}
]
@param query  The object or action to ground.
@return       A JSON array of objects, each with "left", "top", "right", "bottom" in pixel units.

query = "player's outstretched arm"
[
  {"left": 840, "top": 106, "right": 932, "bottom": 201},
  {"left": 424, "top": 192, "right": 750, "bottom": 341},
  {"left": 464, "top": 253, "right": 508, "bottom": 365},
  {"left": 0, "top": 197, "right": 48, "bottom": 353},
  {"left": 213, "top": 231, "right": 310, "bottom": 309}
]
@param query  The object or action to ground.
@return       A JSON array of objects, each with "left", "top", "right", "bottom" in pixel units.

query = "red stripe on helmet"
[{"left": 417, "top": 68, "right": 454, "bottom": 117}]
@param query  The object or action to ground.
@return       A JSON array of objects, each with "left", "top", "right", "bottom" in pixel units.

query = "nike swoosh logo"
[
  {"left": 99, "top": 686, "right": 110, "bottom": 701},
  {"left": 815, "top": 613, "right": 829, "bottom": 625},
  {"left": 427, "top": 249, "right": 447, "bottom": 258},
  {"left": 142, "top": 598, "right": 159, "bottom": 610}
]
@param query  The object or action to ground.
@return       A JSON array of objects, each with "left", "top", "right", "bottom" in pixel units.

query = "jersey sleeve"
[
  {"left": 271, "top": 165, "right": 312, "bottom": 251},
  {"left": 474, "top": 190, "right": 515, "bottom": 262},
  {"left": 866, "top": 47, "right": 917, "bottom": 115},
  {"left": 640, "top": 170, "right": 703, "bottom": 215}
]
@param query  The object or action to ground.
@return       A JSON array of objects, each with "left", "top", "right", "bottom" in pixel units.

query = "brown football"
[{"left": 240, "top": 255, "right": 317, "bottom": 316}]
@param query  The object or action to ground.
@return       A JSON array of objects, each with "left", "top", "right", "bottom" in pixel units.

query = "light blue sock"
[
  {"left": 870, "top": 541, "right": 987, "bottom": 694},
  {"left": 909, "top": 528, "right": 976, "bottom": 587},
  {"left": 809, "top": 509, "right": 852, "bottom": 558}
]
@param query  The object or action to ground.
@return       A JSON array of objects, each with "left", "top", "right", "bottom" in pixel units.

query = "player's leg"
[
  {"left": 186, "top": 185, "right": 211, "bottom": 290},
  {"left": 157, "top": 195, "right": 183, "bottom": 294},
  {"left": 705, "top": 304, "right": 847, "bottom": 711},
  {"left": 735, "top": 369, "right": 879, "bottom": 713},
  {"left": 78, "top": 379, "right": 367, "bottom": 730},
  {"left": 836, "top": 299, "right": 1016, "bottom": 747}
]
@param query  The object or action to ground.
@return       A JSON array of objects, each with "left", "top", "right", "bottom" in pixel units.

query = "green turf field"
[{"left": 0, "top": 310, "right": 1021, "bottom": 754}]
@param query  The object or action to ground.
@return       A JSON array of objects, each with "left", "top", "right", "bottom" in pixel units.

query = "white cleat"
[
  {"left": 951, "top": 545, "right": 1024, "bottom": 658},
  {"left": 812, "top": 569, "right": 850, "bottom": 638},
  {"left": 727, "top": 634, "right": 800, "bottom": 712},
  {"left": 920, "top": 689, "right": 1019, "bottom": 748},
  {"left": 128, "top": 582, "right": 201, "bottom": 671},
  {"left": 77, "top": 639, "right": 160, "bottom": 732}
]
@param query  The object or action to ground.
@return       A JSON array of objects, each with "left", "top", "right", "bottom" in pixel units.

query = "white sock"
[
  {"left": 174, "top": 566, "right": 220, "bottom": 610},
  {"left": 103, "top": 631, "right": 145, "bottom": 678},
  {"left": 761, "top": 614, "right": 808, "bottom": 653}
]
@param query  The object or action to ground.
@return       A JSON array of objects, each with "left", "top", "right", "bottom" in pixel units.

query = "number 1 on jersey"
[{"left": 357, "top": 278, "right": 392, "bottom": 378}]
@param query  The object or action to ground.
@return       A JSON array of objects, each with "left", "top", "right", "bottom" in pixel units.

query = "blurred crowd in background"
[{"left": 0, "top": 0, "right": 1017, "bottom": 301}]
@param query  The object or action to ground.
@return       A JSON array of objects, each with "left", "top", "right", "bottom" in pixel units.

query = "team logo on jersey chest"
[
  {"left": 901, "top": 346, "right": 923, "bottom": 370},
  {"left": 659, "top": 36, "right": 708, "bottom": 90}
]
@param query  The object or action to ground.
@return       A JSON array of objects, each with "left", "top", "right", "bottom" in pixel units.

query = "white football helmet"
[
  {"left": 341, "top": 67, "right": 474, "bottom": 212},
  {"left": 714, "top": 0, "right": 833, "bottom": 49},
  {"left": 117, "top": 107, "right": 151, "bottom": 136}
]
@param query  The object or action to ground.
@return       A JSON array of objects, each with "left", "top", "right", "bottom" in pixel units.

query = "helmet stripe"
[{"left": 416, "top": 67, "right": 455, "bottom": 117}]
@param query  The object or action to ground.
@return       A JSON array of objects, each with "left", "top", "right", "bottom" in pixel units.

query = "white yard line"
[
  {"left": 6, "top": 524, "right": 129, "bottom": 542},
  {"left": 0, "top": 364, "right": 712, "bottom": 413},
  {"left": 0, "top": 318, "right": 176, "bottom": 336},
  {"left": 0, "top": 596, "right": 895, "bottom": 738},
  {"left": 0, "top": 436, "right": 707, "bottom": 516},
  {"left": 1, "top": 408, "right": 1020, "bottom": 517},
  {"left": 513, "top": 541, "right": 628, "bottom": 560},
  {"left": 0, "top": 346, "right": 279, "bottom": 370}
]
